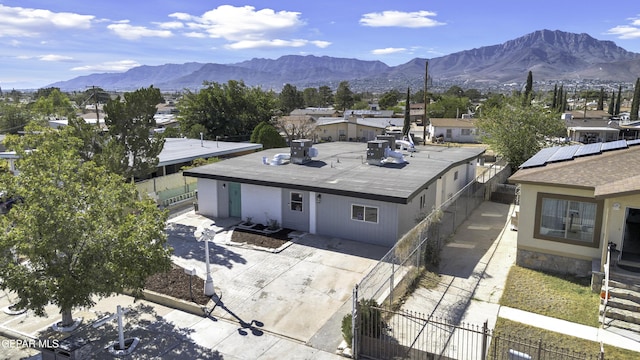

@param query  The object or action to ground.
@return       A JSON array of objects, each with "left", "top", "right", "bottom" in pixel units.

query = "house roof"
[
  {"left": 158, "top": 138, "right": 262, "bottom": 167},
  {"left": 184, "top": 142, "right": 485, "bottom": 204},
  {"left": 509, "top": 140, "right": 640, "bottom": 198},
  {"left": 429, "top": 118, "right": 476, "bottom": 128},
  {"left": 316, "top": 117, "right": 397, "bottom": 129}
]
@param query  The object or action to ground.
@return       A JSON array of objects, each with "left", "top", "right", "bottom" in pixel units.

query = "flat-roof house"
[
  {"left": 509, "top": 139, "right": 640, "bottom": 280},
  {"left": 427, "top": 118, "right": 478, "bottom": 143},
  {"left": 184, "top": 140, "right": 485, "bottom": 246}
]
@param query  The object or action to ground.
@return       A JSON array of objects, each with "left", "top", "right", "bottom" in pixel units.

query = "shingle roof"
[{"left": 509, "top": 143, "right": 640, "bottom": 198}]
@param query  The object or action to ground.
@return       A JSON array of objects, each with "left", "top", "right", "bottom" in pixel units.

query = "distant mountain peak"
[{"left": 47, "top": 29, "right": 640, "bottom": 92}]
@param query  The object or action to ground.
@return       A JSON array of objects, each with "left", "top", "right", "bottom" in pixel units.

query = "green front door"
[{"left": 228, "top": 182, "right": 241, "bottom": 218}]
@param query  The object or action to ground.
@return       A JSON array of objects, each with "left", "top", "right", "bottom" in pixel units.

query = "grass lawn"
[
  {"left": 500, "top": 265, "right": 600, "bottom": 327},
  {"left": 493, "top": 318, "right": 640, "bottom": 359},
  {"left": 497, "top": 265, "right": 640, "bottom": 358}
]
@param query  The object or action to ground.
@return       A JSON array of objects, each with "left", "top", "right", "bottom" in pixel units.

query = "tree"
[
  {"left": 30, "top": 88, "right": 76, "bottom": 120},
  {"left": 403, "top": 87, "right": 411, "bottom": 136},
  {"left": 250, "top": 121, "right": 286, "bottom": 149},
  {"left": 103, "top": 86, "right": 165, "bottom": 180},
  {"left": 279, "top": 84, "right": 304, "bottom": 114},
  {"left": 428, "top": 95, "right": 471, "bottom": 118},
  {"left": 335, "top": 81, "right": 354, "bottom": 111},
  {"left": 378, "top": 89, "right": 400, "bottom": 110},
  {"left": 631, "top": 78, "right": 640, "bottom": 121},
  {"left": 0, "top": 102, "right": 31, "bottom": 134},
  {"left": 551, "top": 84, "right": 558, "bottom": 110},
  {"left": 318, "top": 86, "right": 334, "bottom": 107},
  {"left": 302, "top": 87, "right": 320, "bottom": 107},
  {"left": 608, "top": 90, "right": 615, "bottom": 115},
  {"left": 615, "top": 85, "right": 622, "bottom": 116},
  {"left": 177, "top": 80, "right": 277, "bottom": 141},
  {"left": 476, "top": 97, "right": 565, "bottom": 169},
  {"left": 0, "top": 125, "right": 172, "bottom": 327},
  {"left": 444, "top": 85, "right": 465, "bottom": 97},
  {"left": 597, "top": 87, "right": 605, "bottom": 111},
  {"left": 523, "top": 71, "right": 533, "bottom": 106}
]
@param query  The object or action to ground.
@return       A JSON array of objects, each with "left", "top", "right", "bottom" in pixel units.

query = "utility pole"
[
  {"left": 422, "top": 60, "right": 429, "bottom": 144},
  {"left": 92, "top": 86, "right": 100, "bottom": 126}
]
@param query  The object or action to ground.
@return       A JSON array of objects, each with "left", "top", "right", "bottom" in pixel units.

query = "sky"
[{"left": 1, "top": 1, "right": 640, "bottom": 90}]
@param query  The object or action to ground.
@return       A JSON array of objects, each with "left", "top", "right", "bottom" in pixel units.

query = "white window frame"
[
  {"left": 351, "top": 204, "right": 379, "bottom": 223},
  {"left": 290, "top": 192, "right": 303, "bottom": 212}
]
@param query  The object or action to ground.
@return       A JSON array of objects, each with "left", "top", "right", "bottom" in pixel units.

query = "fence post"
[
  {"left": 352, "top": 285, "right": 358, "bottom": 359},
  {"left": 537, "top": 338, "right": 543, "bottom": 359},
  {"left": 482, "top": 320, "right": 488, "bottom": 360},
  {"left": 389, "top": 263, "right": 395, "bottom": 308}
]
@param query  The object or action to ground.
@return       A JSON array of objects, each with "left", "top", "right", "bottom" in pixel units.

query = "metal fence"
[
  {"left": 353, "top": 306, "right": 604, "bottom": 360},
  {"left": 354, "top": 158, "right": 509, "bottom": 310}
]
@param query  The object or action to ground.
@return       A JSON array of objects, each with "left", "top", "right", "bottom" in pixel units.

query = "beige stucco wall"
[{"left": 517, "top": 184, "right": 601, "bottom": 261}]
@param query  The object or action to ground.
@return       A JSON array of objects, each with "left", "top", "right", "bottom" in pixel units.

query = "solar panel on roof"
[
  {"left": 520, "top": 146, "right": 560, "bottom": 168},
  {"left": 574, "top": 142, "right": 602, "bottom": 157},
  {"left": 627, "top": 139, "right": 640, "bottom": 147},
  {"left": 547, "top": 145, "right": 580, "bottom": 163},
  {"left": 601, "top": 139, "right": 628, "bottom": 152}
]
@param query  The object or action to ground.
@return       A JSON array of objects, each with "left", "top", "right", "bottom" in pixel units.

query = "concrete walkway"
[{"left": 406, "top": 201, "right": 640, "bottom": 354}]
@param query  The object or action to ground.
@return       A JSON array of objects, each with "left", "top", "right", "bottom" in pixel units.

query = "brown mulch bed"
[
  {"left": 143, "top": 229, "right": 292, "bottom": 306},
  {"left": 144, "top": 265, "right": 211, "bottom": 305},
  {"left": 230, "top": 227, "right": 293, "bottom": 249}
]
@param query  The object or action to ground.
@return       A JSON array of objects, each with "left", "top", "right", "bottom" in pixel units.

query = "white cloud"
[
  {"left": 39, "top": 54, "right": 74, "bottom": 62},
  {"left": 155, "top": 21, "right": 184, "bottom": 30},
  {"left": 0, "top": 4, "right": 94, "bottom": 37},
  {"left": 606, "top": 17, "right": 640, "bottom": 39},
  {"left": 71, "top": 60, "right": 140, "bottom": 72},
  {"left": 372, "top": 47, "right": 407, "bottom": 55},
  {"left": 606, "top": 25, "right": 640, "bottom": 39},
  {"left": 185, "top": 32, "right": 207, "bottom": 39},
  {"left": 311, "top": 40, "right": 331, "bottom": 48},
  {"left": 107, "top": 23, "right": 173, "bottom": 40},
  {"left": 360, "top": 10, "right": 445, "bottom": 28},
  {"left": 225, "top": 39, "right": 308, "bottom": 50},
  {"left": 169, "top": 12, "right": 194, "bottom": 22}
]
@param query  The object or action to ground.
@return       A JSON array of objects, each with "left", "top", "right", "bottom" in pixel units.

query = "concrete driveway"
[{"left": 166, "top": 211, "right": 390, "bottom": 347}]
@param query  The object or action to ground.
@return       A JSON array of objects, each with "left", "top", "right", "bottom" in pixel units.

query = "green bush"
[{"left": 341, "top": 299, "right": 385, "bottom": 346}]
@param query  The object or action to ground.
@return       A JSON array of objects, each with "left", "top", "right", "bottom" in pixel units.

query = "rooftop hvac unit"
[
  {"left": 376, "top": 135, "right": 396, "bottom": 150},
  {"left": 290, "top": 139, "right": 314, "bottom": 164},
  {"left": 366, "top": 140, "right": 388, "bottom": 166}
]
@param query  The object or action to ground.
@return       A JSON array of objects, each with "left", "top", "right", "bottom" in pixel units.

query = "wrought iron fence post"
[
  {"left": 482, "top": 320, "right": 488, "bottom": 360},
  {"left": 352, "top": 285, "right": 358, "bottom": 360},
  {"left": 537, "top": 338, "right": 543, "bottom": 359}
]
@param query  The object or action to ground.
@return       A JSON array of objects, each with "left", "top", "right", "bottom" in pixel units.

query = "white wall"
[
  {"left": 242, "top": 184, "right": 282, "bottom": 225},
  {"left": 197, "top": 179, "right": 218, "bottom": 217}
]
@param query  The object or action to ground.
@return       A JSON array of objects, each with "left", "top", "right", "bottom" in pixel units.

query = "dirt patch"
[
  {"left": 144, "top": 265, "right": 211, "bottom": 305},
  {"left": 230, "top": 227, "right": 292, "bottom": 249}
]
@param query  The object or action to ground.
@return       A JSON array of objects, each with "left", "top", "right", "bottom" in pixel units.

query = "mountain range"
[{"left": 48, "top": 29, "right": 640, "bottom": 92}]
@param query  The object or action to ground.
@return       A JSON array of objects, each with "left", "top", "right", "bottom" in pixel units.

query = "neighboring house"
[
  {"left": 183, "top": 140, "right": 485, "bottom": 246},
  {"left": 314, "top": 115, "right": 397, "bottom": 142},
  {"left": 564, "top": 114, "right": 619, "bottom": 143},
  {"left": 427, "top": 118, "right": 478, "bottom": 143},
  {"left": 289, "top": 108, "right": 341, "bottom": 119},
  {"left": 509, "top": 139, "right": 640, "bottom": 284},
  {"left": 139, "top": 138, "right": 262, "bottom": 208}
]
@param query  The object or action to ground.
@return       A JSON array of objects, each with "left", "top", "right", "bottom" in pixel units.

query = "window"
[
  {"left": 352, "top": 204, "right": 378, "bottom": 223},
  {"left": 534, "top": 193, "right": 602, "bottom": 247},
  {"left": 454, "top": 171, "right": 459, "bottom": 181},
  {"left": 461, "top": 129, "right": 472, "bottom": 136},
  {"left": 291, "top": 192, "right": 303, "bottom": 212}
]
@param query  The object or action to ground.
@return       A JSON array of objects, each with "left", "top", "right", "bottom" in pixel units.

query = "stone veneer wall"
[{"left": 516, "top": 249, "right": 593, "bottom": 278}]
